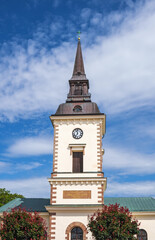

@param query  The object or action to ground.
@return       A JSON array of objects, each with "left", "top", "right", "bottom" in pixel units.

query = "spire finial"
[{"left": 77, "top": 31, "right": 81, "bottom": 41}]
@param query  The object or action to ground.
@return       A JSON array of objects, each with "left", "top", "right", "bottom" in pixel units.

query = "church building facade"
[{"left": 0, "top": 39, "right": 155, "bottom": 240}]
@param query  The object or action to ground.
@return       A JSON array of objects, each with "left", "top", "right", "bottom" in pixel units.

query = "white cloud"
[
  {"left": 103, "top": 146, "right": 155, "bottom": 175},
  {"left": 0, "top": 161, "right": 42, "bottom": 173},
  {"left": 87, "top": 1, "right": 155, "bottom": 113},
  {"left": 6, "top": 137, "right": 52, "bottom": 157},
  {"left": 0, "top": 177, "right": 50, "bottom": 198},
  {"left": 105, "top": 179, "right": 155, "bottom": 197},
  {"left": 0, "top": 41, "right": 73, "bottom": 121},
  {"left": 0, "top": 0, "right": 155, "bottom": 121},
  {"left": 15, "top": 162, "right": 42, "bottom": 170}
]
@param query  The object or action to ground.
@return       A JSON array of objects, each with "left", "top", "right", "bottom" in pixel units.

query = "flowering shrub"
[
  {"left": 88, "top": 204, "right": 140, "bottom": 240},
  {"left": 0, "top": 208, "right": 47, "bottom": 240}
]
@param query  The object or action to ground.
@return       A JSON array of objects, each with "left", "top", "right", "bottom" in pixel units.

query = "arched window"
[
  {"left": 71, "top": 227, "right": 83, "bottom": 240},
  {"left": 137, "top": 229, "right": 147, "bottom": 240},
  {"left": 73, "top": 105, "right": 82, "bottom": 112}
]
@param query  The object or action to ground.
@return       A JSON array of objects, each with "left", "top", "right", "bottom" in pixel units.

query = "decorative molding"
[
  {"left": 45, "top": 204, "right": 103, "bottom": 213},
  {"left": 50, "top": 185, "right": 57, "bottom": 205},
  {"left": 49, "top": 213, "right": 56, "bottom": 240},
  {"left": 98, "top": 184, "right": 104, "bottom": 204},
  {"left": 48, "top": 178, "right": 107, "bottom": 187},
  {"left": 54, "top": 119, "right": 102, "bottom": 126},
  {"left": 69, "top": 144, "right": 86, "bottom": 155},
  {"left": 53, "top": 125, "right": 59, "bottom": 172},
  {"left": 50, "top": 115, "right": 105, "bottom": 135},
  {"left": 97, "top": 123, "right": 102, "bottom": 172}
]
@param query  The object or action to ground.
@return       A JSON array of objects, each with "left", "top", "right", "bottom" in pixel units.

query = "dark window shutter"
[{"left": 73, "top": 152, "right": 83, "bottom": 173}]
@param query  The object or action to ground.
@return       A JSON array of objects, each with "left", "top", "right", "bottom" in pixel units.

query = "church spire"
[
  {"left": 66, "top": 38, "right": 91, "bottom": 102},
  {"left": 54, "top": 37, "right": 101, "bottom": 115},
  {"left": 72, "top": 39, "right": 85, "bottom": 77}
]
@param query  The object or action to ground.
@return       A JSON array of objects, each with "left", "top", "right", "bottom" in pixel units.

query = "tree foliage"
[
  {"left": 0, "top": 208, "right": 47, "bottom": 240},
  {"left": 0, "top": 188, "right": 24, "bottom": 207},
  {"left": 88, "top": 204, "right": 140, "bottom": 240}
]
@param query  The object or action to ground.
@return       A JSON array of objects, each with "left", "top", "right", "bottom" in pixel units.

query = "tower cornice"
[{"left": 50, "top": 114, "right": 106, "bottom": 135}]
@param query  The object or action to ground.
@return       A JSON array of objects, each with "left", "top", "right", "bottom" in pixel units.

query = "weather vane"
[{"left": 77, "top": 31, "right": 81, "bottom": 40}]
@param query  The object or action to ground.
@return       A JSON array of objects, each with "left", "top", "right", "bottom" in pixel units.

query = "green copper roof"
[
  {"left": 104, "top": 197, "right": 155, "bottom": 212},
  {"left": 0, "top": 198, "right": 23, "bottom": 212},
  {"left": 0, "top": 198, "right": 50, "bottom": 213},
  {"left": 0, "top": 197, "right": 155, "bottom": 213}
]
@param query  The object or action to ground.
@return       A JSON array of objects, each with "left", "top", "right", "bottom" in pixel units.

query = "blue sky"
[{"left": 0, "top": 0, "right": 155, "bottom": 198}]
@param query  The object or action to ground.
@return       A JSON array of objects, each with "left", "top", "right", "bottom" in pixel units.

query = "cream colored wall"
[
  {"left": 54, "top": 211, "right": 95, "bottom": 240},
  {"left": 133, "top": 213, "right": 155, "bottom": 240},
  {"left": 56, "top": 120, "right": 101, "bottom": 172},
  {"left": 56, "top": 184, "right": 98, "bottom": 204},
  {"left": 55, "top": 172, "right": 101, "bottom": 178}
]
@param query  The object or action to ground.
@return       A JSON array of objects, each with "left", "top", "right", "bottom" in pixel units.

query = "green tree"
[
  {"left": 88, "top": 203, "right": 140, "bottom": 240},
  {"left": 0, "top": 208, "right": 47, "bottom": 240},
  {"left": 0, "top": 188, "right": 24, "bottom": 207}
]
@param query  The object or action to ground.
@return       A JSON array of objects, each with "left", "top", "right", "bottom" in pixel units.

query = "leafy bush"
[
  {"left": 88, "top": 203, "right": 140, "bottom": 240},
  {"left": 0, "top": 208, "right": 47, "bottom": 240}
]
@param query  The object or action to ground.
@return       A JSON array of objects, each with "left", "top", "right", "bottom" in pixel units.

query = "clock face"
[{"left": 72, "top": 128, "right": 83, "bottom": 139}]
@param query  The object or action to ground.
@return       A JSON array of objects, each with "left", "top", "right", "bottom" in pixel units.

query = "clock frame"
[{"left": 72, "top": 128, "right": 83, "bottom": 139}]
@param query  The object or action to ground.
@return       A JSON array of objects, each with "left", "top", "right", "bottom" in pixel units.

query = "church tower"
[{"left": 46, "top": 38, "right": 107, "bottom": 240}]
